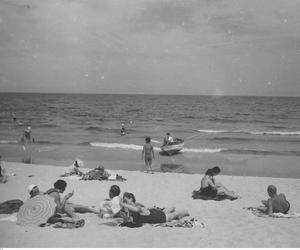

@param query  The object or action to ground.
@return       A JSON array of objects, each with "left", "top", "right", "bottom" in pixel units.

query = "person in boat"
[
  {"left": 120, "top": 192, "right": 189, "bottom": 226},
  {"left": 200, "top": 166, "right": 239, "bottom": 199},
  {"left": 163, "top": 132, "right": 174, "bottom": 146},
  {"left": 260, "top": 185, "right": 290, "bottom": 215},
  {"left": 142, "top": 137, "right": 155, "bottom": 174}
]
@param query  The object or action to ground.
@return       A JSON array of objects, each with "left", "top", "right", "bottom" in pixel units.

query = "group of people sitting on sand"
[
  {"left": 25, "top": 181, "right": 189, "bottom": 228},
  {"left": 98, "top": 185, "right": 189, "bottom": 227},
  {"left": 60, "top": 159, "right": 126, "bottom": 181},
  {"left": 197, "top": 166, "right": 290, "bottom": 215}
]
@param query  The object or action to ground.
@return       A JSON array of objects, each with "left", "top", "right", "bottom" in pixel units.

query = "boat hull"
[{"left": 160, "top": 139, "right": 184, "bottom": 156}]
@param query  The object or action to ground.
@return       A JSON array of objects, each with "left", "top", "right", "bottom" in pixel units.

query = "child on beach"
[
  {"left": 142, "top": 137, "right": 155, "bottom": 174},
  {"left": 99, "top": 185, "right": 122, "bottom": 219},
  {"left": 260, "top": 185, "right": 290, "bottom": 215}
]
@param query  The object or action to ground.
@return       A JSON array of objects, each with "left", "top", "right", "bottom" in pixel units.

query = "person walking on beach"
[
  {"left": 261, "top": 185, "right": 290, "bottom": 215},
  {"left": 142, "top": 137, "right": 155, "bottom": 174}
]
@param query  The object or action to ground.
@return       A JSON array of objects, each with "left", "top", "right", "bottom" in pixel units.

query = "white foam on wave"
[
  {"left": 250, "top": 131, "right": 300, "bottom": 136},
  {"left": 197, "top": 129, "right": 300, "bottom": 136},
  {"left": 182, "top": 148, "right": 225, "bottom": 153},
  {"left": 197, "top": 129, "right": 226, "bottom": 133},
  {"left": 90, "top": 142, "right": 224, "bottom": 153},
  {"left": 0, "top": 140, "right": 18, "bottom": 144},
  {"left": 90, "top": 142, "right": 143, "bottom": 150},
  {"left": 90, "top": 142, "right": 161, "bottom": 151},
  {"left": 151, "top": 139, "right": 161, "bottom": 144}
]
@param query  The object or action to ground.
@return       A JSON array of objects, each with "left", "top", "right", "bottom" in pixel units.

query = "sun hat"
[{"left": 28, "top": 184, "right": 37, "bottom": 194}]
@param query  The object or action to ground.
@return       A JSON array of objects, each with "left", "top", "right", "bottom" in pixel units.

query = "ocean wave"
[
  {"left": 223, "top": 149, "right": 300, "bottom": 157},
  {"left": 90, "top": 142, "right": 224, "bottom": 153},
  {"left": 183, "top": 148, "right": 225, "bottom": 153},
  {"left": 90, "top": 142, "right": 145, "bottom": 150},
  {"left": 196, "top": 129, "right": 300, "bottom": 136},
  {"left": 0, "top": 140, "right": 18, "bottom": 144}
]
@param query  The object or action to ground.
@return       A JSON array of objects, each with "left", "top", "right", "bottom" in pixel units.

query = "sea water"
[{"left": 0, "top": 93, "right": 299, "bottom": 177}]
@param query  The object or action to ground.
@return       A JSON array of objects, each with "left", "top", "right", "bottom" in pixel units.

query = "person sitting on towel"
[
  {"left": 200, "top": 166, "right": 239, "bottom": 199},
  {"left": 260, "top": 185, "right": 290, "bottom": 215},
  {"left": 45, "top": 180, "right": 97, "bottom": 220},
  {"left": 99, "top": 185, "right": 122, "bottom": 219}
]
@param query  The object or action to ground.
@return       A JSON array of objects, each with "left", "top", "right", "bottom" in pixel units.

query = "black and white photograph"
[{"left": 0, "top": 0, "right": 300, "bottom": 248}]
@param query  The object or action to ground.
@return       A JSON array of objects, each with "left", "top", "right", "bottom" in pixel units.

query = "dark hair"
[
  {"left": 166, "top": 132, "right": 170, "bottom": 135},
  {"left": 267, "top": 185, "right": 277, "bottom": 195},
  {"left": 123, "top": 192, "right": 136, "bottom": 203},
  {"left": 205, "top": 169, "right": 214, "bottom": 176},
  {"left": 212, "top": 166, "right": 221, "bottom": 174},
  {"left": 54, "top": 179, "right": 67, "bottom": 190},
  {"left": 145, "top": 137, "right": 151, "bottom": 143},
  {"left": 109, "top": 185, "right": 120, "bottom": 198}
]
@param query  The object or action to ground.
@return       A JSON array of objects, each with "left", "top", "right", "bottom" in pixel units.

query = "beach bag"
[{"left": 0, "top": 199, "right": 24, "bottom": 214}]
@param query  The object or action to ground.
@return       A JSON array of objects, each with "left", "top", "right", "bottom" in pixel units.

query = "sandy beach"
[{"left": 1, "top": 161, "right": 300, "bottom": 248}]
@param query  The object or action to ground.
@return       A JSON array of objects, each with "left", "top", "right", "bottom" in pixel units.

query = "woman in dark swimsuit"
[
  {"left": 120, "top": 192, "right": 189, "bottom": 225},
  {"left": 201, "top": 166, "right": 239, "bottom": 199}
]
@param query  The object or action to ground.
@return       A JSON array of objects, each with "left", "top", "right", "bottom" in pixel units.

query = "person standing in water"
[
  {"left": 21, "top": 126, "right": 34, "bottom": 163},
  {"left": 120, "top": 123, "right": 126, "bottom": 136},
  {"left": 21, "top": 126, "right": 32, "bottom": 144},
  {"left": 142, "top": 137, "right": 155, "bottom": 174}
]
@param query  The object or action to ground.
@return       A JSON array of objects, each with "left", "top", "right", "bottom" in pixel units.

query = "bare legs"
[{"left": 165, "top": 209, "right": 189, "bottom": 222}]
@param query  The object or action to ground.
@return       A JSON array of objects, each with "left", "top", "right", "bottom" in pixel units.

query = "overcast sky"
[{"left": 0, "top": 0, "right": 299, "bottom": 96}]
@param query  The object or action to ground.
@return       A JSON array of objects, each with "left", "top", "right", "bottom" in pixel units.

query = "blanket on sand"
[
  {"left": 244, "top": 206, "right": 300, "bottom": 218},
  {"left": 192, "top": 190, "right": 236, "bottom": 201}
]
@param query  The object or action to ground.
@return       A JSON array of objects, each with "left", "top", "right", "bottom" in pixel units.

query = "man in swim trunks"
[
  {"left": 141, "top": 137, "right": 155, "bottom": 174},
  {"left": 261, "top": 185, "right": 290, "bottom": 215}
]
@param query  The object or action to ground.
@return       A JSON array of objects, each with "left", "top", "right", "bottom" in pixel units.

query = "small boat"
[{"left": 160, "top": 138, "right": 184, "bottom": 156}]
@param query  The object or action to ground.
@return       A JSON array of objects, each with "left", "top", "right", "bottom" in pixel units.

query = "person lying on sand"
[
  {"left": 45, "top": 179, "right": 97, "bottom": 223},
  {"left": 120, "top": 192, "right": 189, "bottom": 225},
  {"left": 260, "top": 185, "right": 290, "bottom": 215},
  {"left": 200, "top": 166, "right": 239, "bottom": 200},
  {"left": 60, "top": 159, "right": 85, "bottom": 177},
  {"left": 99, "top": 185, "right": 122, "bottom": 219}
]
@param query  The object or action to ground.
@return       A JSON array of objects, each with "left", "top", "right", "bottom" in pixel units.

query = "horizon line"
[{"left": 0, "top": 91, "right": 299, "bottom": 98}]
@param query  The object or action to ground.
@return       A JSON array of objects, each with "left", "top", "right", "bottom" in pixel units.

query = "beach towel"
[
  {"left": 81, "top": 168, "right": 126, "bottom": 181},
  {"left": 153, "top": 218, "right": 205, "bottom": 228},
  {"left": 0, "top": 199, "right": 24, "bottom": 214},
  {"left": 192, "top": 190, "right": 235, "bottom": 201},
  {"left": 244, "top": 206, "right": 300, "bottom": 218}
]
